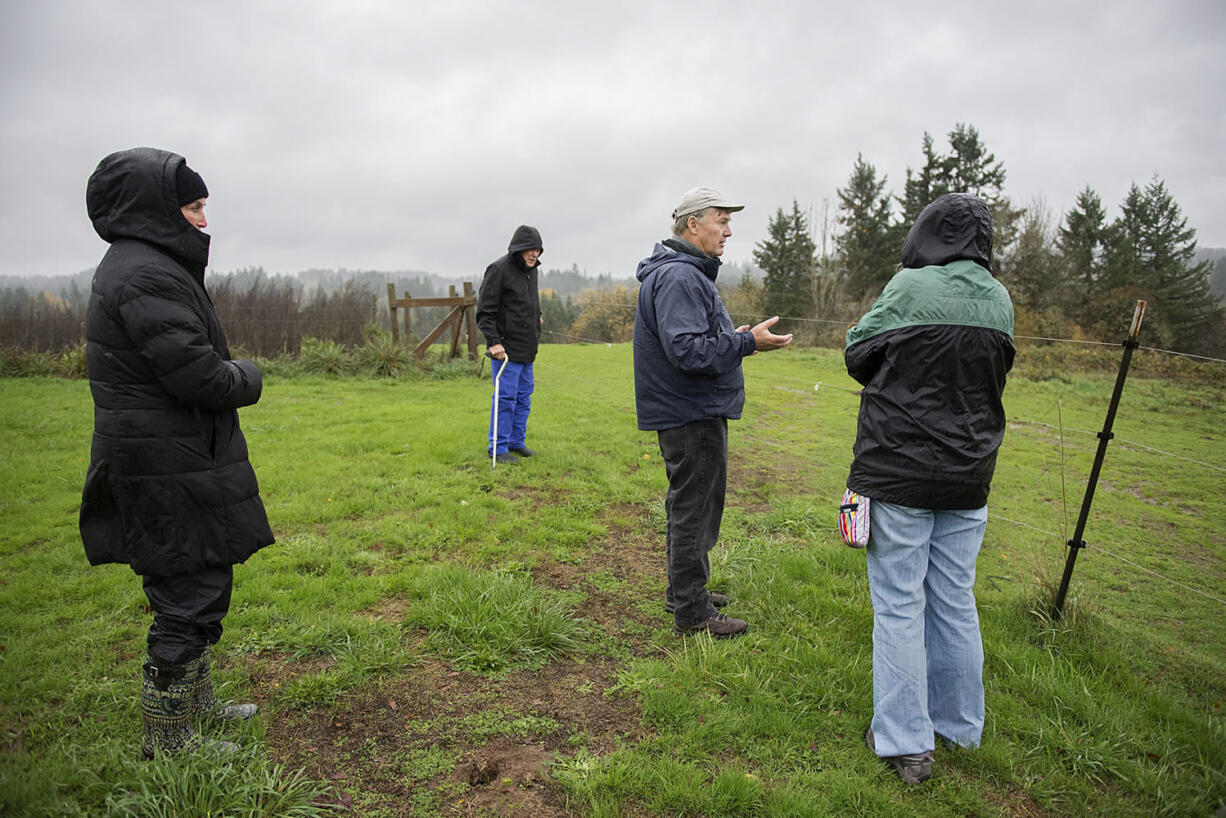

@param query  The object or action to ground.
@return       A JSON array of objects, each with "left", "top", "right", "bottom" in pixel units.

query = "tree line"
[
  {"left": 4, "top": 125, "right": 1222, "bottom": 358},
  {"left": 751, "top": 124, "right": 1225, "bottom": 355}
]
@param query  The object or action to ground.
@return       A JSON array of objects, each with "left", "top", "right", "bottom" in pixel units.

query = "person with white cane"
[{"left": 477, "top": 225, "right": 544, "bottom": 466}]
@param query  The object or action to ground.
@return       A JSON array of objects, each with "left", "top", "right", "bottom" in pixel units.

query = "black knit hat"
[{"left": 175, "top": 161, "right": 209, "bottom": 207}]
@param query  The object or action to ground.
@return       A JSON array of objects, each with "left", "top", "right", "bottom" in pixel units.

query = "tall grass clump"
[
  {"left": 355, "top": 332, "right": 411, "bottom": 377},
  {"left": 102, "top": 746, "right": 335, "bottom": 817},
  {"left": 404, "top": 565, "right": 586, "bottom": 674},
  {"left": 297, "top": 336, "right": 353, "bottom": 376}
]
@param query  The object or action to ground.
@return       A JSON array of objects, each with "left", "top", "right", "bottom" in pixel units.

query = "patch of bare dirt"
[
  {"left": 263, "top": 657, "right": 646, "bottom": 817},
  {"left": 530, "top": 503, "right": 670, "bottom": 655}
]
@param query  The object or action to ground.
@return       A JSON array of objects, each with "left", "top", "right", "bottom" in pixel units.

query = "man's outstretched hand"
[{"left": 745, "top": 316, "right": 792, "bottom": 353}]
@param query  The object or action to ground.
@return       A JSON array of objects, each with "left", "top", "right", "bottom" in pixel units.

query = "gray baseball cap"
[{"left": 671, "top": 186, "right": 745, "bottom": 220}]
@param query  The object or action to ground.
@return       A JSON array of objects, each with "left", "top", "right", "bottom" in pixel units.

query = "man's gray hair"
[{"left": 671, "top": 207, "right": 712, "bottom": 238}]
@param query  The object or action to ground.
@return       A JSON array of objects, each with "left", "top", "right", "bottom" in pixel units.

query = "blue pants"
[
  {"left": 865, "top": 501, "right": 988, "bottom": 757},
  {"left": 488, "top": 360, "right": 533, "bottom": 455}
]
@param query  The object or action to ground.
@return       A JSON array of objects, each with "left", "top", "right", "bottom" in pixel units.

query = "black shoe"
[
  {"left": 866, "top": 727, "right": 933, "bottom": 784},
  {"left": 509, "top": 446, "right": 536, "bottom": 457},
  {"left": 664, "top": 592, "right": 730, "bottom": 614},
  {"left": 674, "top": 612, "right": 747, "bottom": 638},
  {"left": 494, "top": 452, "right": 520, "bottom": 465}
]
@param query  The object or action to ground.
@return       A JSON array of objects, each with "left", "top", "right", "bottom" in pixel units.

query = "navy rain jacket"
[{"left": 633, "top": 239, "right": 756, "bottom": 431}]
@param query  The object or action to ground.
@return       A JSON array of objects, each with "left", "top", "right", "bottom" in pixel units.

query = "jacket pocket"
[{"left": 110, "top": 475, "right": 182, "bottom": 575}]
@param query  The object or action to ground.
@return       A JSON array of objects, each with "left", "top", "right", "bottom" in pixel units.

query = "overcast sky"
[{"left": 2, "top": 1, "right": 1224, "bottom": 282}]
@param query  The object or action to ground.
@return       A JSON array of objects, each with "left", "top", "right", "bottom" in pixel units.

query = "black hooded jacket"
[
  {"left": 79, "top": 147, "right": 274, "bottom": 576},
  {"left": 476, "top": 225, "right": 542, "bottom": 363},
  {"left": 844, "top": 194, "right": 1015, "bottom": 509}
]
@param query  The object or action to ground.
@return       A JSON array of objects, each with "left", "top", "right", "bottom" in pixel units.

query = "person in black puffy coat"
[{"left": 80, "top": 147, "right": 274, "bottom": 757}]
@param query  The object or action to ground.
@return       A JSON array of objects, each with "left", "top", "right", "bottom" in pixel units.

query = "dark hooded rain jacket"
[
  {"left": 79, "top": 147, "right": 274, "bottom": 577},
  {"left": 633, "top": 238, "right": 756, "bottom": 430},
  {"left": 844, "top": 193, "right": 1015, "bottom": 509},
  {"left": 476, "top": 225, "right": 543, "bottom": 363}
]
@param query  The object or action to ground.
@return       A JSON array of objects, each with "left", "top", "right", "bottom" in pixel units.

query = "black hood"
[
  {"left": 900, "top": 193, "right": 993, "bottom": 271},
  {"left": 507, "top": 224, "right": 543, "bottom": 254},
  {"left": 86, "top": 147, "right": 211, "bottom": 276}
]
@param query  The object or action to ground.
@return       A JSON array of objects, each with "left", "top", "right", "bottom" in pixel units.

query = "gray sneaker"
[
  {"left": 866, "top": 727, "right": 933, "bottom": 784},
  {"left": 674, "top": 612, "right": 747, "bottom": 638},
  {"left": 664, "top": 592, "right": 730, "bottom": 614}
]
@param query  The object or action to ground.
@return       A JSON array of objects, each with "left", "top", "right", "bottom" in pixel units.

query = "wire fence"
[{"left": 536, "top": 309, "right": 1226, "bottom": 614}]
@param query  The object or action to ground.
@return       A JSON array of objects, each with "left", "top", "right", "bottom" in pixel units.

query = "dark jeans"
[
  {"left": 142, "top": 565, "right": 234, "bottom": 664},
  {"left": 658, "top": 418, "right": 728, "bottom": 627}
]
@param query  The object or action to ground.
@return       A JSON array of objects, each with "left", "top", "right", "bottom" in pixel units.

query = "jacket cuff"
[{"left": 742, "top": 331, "right": 756, "bottom": 355}]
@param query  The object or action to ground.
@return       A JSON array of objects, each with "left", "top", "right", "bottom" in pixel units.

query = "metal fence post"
[{"left": 1051, "top": 300, "right": 1147, "bottom": 620}]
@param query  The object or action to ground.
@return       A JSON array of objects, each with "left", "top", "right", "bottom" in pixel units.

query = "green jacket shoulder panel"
[{"left": 845, "top": 260, "right": 1014, "bottom": 349}]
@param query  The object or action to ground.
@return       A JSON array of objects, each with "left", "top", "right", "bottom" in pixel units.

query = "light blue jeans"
[
  {"left": 865, "top": 500, "right": 987, "bottom": 757},
  {"left": 488, "top": 360, "right": 533, "bottom": 455}
]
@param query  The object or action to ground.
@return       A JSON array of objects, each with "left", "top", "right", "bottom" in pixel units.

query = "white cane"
[{"left": 491, "top": 356, "right": 508, "bottom": 470}]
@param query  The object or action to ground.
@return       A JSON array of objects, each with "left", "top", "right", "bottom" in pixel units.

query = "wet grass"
[{"left": 1, "top": 343, "right": 1223, "bottom": 815}]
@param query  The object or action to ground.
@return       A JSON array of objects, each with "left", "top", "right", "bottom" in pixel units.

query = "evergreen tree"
[
  {"left": 836, "top": 154, "right": 896, "bottom": 299},
  {"left": 1101, "top": 176, "right": 1215, "bottom": 349},
  {"left": 1002, "top": 197, "right": 1065, "bottom": 334},
  {"left": 899, "top": 124, "right": 1021, "bottom": 260},
  {"left": 1056, "top": 185, "right": 1108, "bottom": 327},
  {"left": 901, "top": 132, "right": 944, "bottom": 224},
  {"left": 754, "top": 200, "right": 817, "bottom": 319}
]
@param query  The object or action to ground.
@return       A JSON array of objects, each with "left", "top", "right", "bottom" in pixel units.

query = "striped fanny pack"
[{"left": 838, "top": 489, "right": 870, "bottom": 548}]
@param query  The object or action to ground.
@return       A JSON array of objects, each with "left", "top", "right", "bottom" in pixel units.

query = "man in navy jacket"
[{"left": 633, "top": 187, "right": 792, "bottom": 637}]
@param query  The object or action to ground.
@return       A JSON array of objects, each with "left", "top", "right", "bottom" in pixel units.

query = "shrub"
[
  {"left": 53, "top": 343, "right": 88, "bottom": 379},
  {"left": 356, "top": 333, "right": 411, "bottom": 378},
  {"left": 298, "top": 337, "right": 353, "bottom": 376}
]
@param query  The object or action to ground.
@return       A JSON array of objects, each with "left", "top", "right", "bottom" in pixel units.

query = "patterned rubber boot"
[
  {"left": 193, "top": 646, "right": 258, "bottom": 721},
  {"left": 141, "top": 654, "right": 198, "bottom": 758}
]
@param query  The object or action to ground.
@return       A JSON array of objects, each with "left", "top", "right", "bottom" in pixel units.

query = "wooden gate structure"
[{"left": 386, "top": 282, "right": 480, "bottom": 359}]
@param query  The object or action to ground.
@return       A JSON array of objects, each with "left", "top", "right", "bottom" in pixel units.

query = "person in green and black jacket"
[{"left": 846, "top": 193, "right": 1015, "bottom": 785}]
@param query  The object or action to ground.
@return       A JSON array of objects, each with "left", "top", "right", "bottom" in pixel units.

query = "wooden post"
[
  {"left": 448, "top": 285, "right": 462, "bottom": 358},
  {"left": 463, "top": 281, "right": 479, "bottom": 359},
  {"left": 387, "top": 283, "right": 398, "bottom": 343},
  {"left": 409, "top": 290, "right": 419, "bottom": 343}
]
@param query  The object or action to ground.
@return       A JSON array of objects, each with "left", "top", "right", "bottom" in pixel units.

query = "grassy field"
[{"left": 1, "top": 343, "right": 1223, "bottom": 817}]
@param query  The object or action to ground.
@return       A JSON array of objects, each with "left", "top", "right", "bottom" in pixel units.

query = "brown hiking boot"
[{"left": 674, "top": 612, "right": 747, "bottom": 638}]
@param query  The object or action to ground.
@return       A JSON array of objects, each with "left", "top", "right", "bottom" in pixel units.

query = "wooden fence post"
[
  {"left": 463, "top": 281, "right": 479, "bottom": 359},
  {"left": 387, "top": 283, "right": 398, "bottom": 343}
]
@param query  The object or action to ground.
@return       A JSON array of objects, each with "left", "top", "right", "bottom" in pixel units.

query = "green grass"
[{"left": 1, "top": 343, "right": 1224, "bottom": 816}]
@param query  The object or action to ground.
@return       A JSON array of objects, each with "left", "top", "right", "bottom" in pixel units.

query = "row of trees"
[
  {"left": 5, "top": 126, "right": 1221, "bottom": 357},
  {"left": 755, "top": 124, "right": 1224, "bottom": 354}
]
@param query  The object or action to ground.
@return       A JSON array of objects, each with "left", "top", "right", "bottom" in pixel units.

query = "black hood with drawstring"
[{"left": 477, "top": 226, "right": 543, "bottom": 362}]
